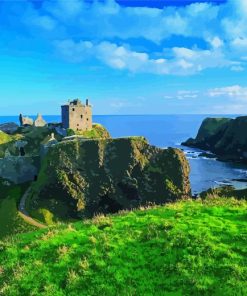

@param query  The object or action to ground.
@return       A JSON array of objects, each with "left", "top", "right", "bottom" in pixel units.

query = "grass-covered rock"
[
  {"left": 67, "top": 123, "right": 111, "bottom": 139},
  {"left": 27, "top": 137, "right": 191, "bottom": 222},
  {"left": 0, "top": 131, "right": 23, "bottom": 158},
  {"left": 182, "top": 116, "right": 247, "bottom": 162},
  {"left": 0, "top": 126, "right": 63, "bottom": 158},
  {"left": 0, "top": 197, "right": 246, "bottom": 295},
  {"left": 16, "top": 126, "right": 62, "bottom": 156}
]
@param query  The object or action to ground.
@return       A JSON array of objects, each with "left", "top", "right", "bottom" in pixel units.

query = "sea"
[{"left": 1, "top": 114, "right": 247, "bottom": 194}]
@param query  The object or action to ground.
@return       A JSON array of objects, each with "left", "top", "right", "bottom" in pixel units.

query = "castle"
[{"left": 61, "top": 99, "right": 92, "bottom": 131}]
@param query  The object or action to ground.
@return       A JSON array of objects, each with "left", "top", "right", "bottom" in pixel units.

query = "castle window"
[
  {"left": 72, "top": 108, "right": 75, "bottom": 111},
  {"left": 87, "top": 118, "right": 89, "bottom": 121},
  {"left": 81, "top": 115, "right": 83, "bottom": 119},
  {"left": 77, "top": 124, "right": 79, "bottom": 126}
]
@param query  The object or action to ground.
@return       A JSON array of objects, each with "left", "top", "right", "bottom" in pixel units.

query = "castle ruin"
[
  {"left": 61, "top": 99, "right": 92, "bottom": 131},
  {"left": 19, "top": 113, "right": 47, "bottom": 127}
]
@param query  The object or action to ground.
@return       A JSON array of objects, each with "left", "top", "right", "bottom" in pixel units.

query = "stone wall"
[{"left": 61, "top": 99, "right": 92, "bottom": 132}]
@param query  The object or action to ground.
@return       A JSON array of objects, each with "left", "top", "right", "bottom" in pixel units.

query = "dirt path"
[{"left": 18, "top": 188, "right": 46, "bottom": 229}]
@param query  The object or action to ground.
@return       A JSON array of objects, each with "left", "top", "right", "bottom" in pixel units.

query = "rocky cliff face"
[
  {"left": 182, "top": 116, "right": 247, "bottom": 162},
  {"left": 0, "top": 156, "right": 39, "bottom": 184},
  {"left": 29, "top": 137, "right": 191, "bottom": 218}
]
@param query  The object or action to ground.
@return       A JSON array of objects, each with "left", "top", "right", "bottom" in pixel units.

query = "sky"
[{"left": 0, "top": 0, "right": 247, "bottom": 115}]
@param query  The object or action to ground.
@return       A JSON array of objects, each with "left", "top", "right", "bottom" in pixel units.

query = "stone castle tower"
[{"left": 61, "top": 99, "right": 92, "bottom": 131}]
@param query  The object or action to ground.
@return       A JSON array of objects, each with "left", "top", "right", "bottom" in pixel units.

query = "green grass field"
[
  {"left": 0, "top": 181, "right": 35, "bottom": 239},
  {"left": 0, "top": 197, "right": 246, "bottom": 296}
]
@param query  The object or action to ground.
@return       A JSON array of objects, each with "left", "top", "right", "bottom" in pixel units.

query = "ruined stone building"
[
  {"left": 61, "top": 99, "right": 92, "bottom": 131},
  {"left": 19, "top": 113, "right": 47, "bottom": 127}
]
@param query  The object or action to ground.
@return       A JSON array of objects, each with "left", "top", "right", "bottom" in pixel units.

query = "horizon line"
[{"left": 0, "top": 113, "right": 245, "bottom": 117}]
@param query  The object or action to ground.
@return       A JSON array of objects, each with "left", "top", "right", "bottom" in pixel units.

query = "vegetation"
[
  {"left": 200, "top": 185, "right": 247, "bottom": 200},
  {"left": 26, "top": 138, "right": 190, "bottom": 220},
  {"left": 67, "top": 123, "right": 111, "bottom": 139},
  {"left": 196, "top": 117, "right": 231, "bottom": 141},
  {"left": 0, "top": 131, "right": 23, "bottom": 158},
  {"left": 16, "top": 126, "right": 62, "bottom": 156},
  {"left": 0, "top": 131, "right": 12, "bottom": 145},
  {"left": 0, "top": 180, "right": 35, "bottom": 239},
  {"left": 0, "top": 126, "right": 62, "bottom": 158},
  {"left": 182, "top": 116, "right": 247, "bottom": 162},
  {"left": 0, "top": 197, "right": 246, "bottom": 295}
]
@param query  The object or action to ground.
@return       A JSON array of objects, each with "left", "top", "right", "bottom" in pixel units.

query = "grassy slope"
[
  {"left": 0, "top": 181, "right": 35, "bottom": 239},
  {"left": 67, "top": 123, "right": 111, "bottom": 139},
  {"left": 0, "top": 197, "right": 246, "bottom": 296},
  {"left": 0, "top": 132, "right": 22, "bottom": 158}
]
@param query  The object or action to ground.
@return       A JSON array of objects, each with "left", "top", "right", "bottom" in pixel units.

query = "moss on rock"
[
  {"left": 28, "top": 137, "right": 191, "bottom": 220},
  {"left": 182, "top": 116, "right": 247, "bottom": 162},
  {"left": 67, "top": 123, "right": 111, "bottom": 139}
]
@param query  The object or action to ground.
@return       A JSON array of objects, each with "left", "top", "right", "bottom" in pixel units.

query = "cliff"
[
  {"left": 182, "top": 116, "right": 247, "bottom": 162},
  {"left": 27, "top": 137, "right": 191, "bottom": 221},
  {"left": 0, "top": 124, "right": 111, "bottom": 184}
]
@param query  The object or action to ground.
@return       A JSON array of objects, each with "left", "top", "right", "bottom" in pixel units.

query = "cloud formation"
[
  {"left": 55, "top": 39, "right": 231, "bottom": 75},
  {"left": 208, "top": 85, "right": 247, "bottom": 101},
  {"left": 1, "top": 0, "right": 247, "bottom": 75}
]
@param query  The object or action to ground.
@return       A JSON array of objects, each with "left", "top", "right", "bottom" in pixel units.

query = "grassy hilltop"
[{"left": 0, "top": 197, "right": 246, "bottom": 296}]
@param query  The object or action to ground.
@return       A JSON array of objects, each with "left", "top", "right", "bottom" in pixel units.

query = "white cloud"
[
  {"left": 55, "top": 39, "right": 233, "bottom": 75},
  {"left": 230, "top": 65, "right": 245, "bottom": 72},
  {"left": 3, "top": 0, "right": 247, "bottom": 75},
  {"left": 177, "top": 90, "right": 198, "bottom": 100},
  {"left": 208, "top": 85, "right": 247, "bottom": 101},
  {"left": 209, "top": 37, "right": 224, "bottom": 49},
  {"left": 163, "top": 85, "right": 247, "bottom": 103}
]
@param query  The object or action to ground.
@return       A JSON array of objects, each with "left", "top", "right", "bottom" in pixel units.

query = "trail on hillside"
[{"left": 18, "top": 188, "right": 46, "bottom": 229}]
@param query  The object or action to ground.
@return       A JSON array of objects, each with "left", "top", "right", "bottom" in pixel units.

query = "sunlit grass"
[{"left": 0, "top": 197, "right": 246, "bottom": 295}]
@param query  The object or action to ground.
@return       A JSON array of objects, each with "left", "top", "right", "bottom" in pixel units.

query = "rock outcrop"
[
  {"left": 0, "top": 156, "right": 39, "bottom": 184},
  {"left": 28, "top": 137, "right": 191, "bottom": 218},
  {"left": 182, "top": 116, "right": 247, "bottom": 162},
  {"left": 0, "top": 122, "right": 19, "bottom": 134}
]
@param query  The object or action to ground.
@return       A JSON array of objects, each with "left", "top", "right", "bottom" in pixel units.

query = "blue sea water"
[{"left": 1, "top": 114, "right": 247, "bottom": 193}]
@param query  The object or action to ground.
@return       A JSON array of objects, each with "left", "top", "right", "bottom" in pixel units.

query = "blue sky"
[{"left": 0, "top": 0, "right": 247, "bottom": 115}]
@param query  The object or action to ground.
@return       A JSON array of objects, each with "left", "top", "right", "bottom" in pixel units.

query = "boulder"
[
  {"left": 0, "top": 122, "right": 19, "bottom": 134},
  {"left": 0, "top": 156, "right": 39, "bottom": 184}
]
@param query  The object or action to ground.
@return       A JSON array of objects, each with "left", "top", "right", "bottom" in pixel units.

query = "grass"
[
  {"left": 67, "top": 123, "right": 111, "bottom": 139},
  {"left": 0, "top": 181, "right": 35, "bottom": 239},
  {"left": 0, "top": 132, "right": 23, "bottom": 157},
  {"left": 0, "top": 197, "right": 246, "bottom": 295}
]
